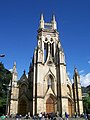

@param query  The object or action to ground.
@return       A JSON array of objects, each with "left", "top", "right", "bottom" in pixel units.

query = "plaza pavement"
[{"left": 2, "top": 118, "right": 85, "bottom": 120}]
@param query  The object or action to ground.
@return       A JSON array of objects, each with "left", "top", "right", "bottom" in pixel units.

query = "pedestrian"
[
  {"left": 39, "top": 112, "right": 42, "bottom": 120},
  {"left": 65, "top": 112, "right": 68, "bottom": 120},
  {"left": 0, "top": 114, "right": 6, "bottom": 120},
  {"left": 19, "top": 114, "right": 22, "bottom": 120},
  {"left": 25, "top": 114, "right": 28, "bottom": 119},
  {"left": 84, "top": 113, "right": 88, "bottom": 120},
  {"left": 16, "top": 113, "right": 19, "bottom": 120},
  {"left": 74, "top": 112, "right": 77, "bottom": 118}
]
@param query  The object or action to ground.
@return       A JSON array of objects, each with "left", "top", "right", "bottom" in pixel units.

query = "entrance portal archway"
[
  {"left": 18, "top": 100, "right": 27, "bottom": 115},
  {"left": 46, "top": 97, "right": 55, "bottom": 113}
]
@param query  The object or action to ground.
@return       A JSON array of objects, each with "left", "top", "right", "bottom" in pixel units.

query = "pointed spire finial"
[
  {"left": 23, "top": 70, "right": 26, "bottom": 74},
  {"left": 74, "top": 66, "right": 79, "bottom": 76},
  {"left": 40, "top": 13, "right": 44, "bottom": 21},
  {"left": 51, "top": 14, "right": 57, "bottom": 30},
  {"left": 12, "top": 61, "right": 18, "bottom": 81},
  {"left": 52, "top": 14, "right": 55, "bottom": 22},
  {"left": 13, "top": 61, "right": 17, "bottom": 74},
  {"left": 14, "top": 61, "right": 16, "bottom": 67},
  {"left": 39, "top": 13, "right": 44, "bottom": 29}
]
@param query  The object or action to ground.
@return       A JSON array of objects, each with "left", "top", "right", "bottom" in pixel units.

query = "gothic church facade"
[{"left": 8, "top": 14, "right": 83, "bottom": 116}]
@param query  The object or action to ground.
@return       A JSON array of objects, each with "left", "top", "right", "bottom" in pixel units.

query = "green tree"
[
  {"left": 0, "top": 62, "right": 12, "bottom": 115},
  {"left": 83, "top": 95, "right": 90, "bottom": 114}
]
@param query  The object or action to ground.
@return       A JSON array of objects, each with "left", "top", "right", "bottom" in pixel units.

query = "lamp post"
[
  {"left": 7, "top": 84, "right": 11, "bottom": 115},
  {"left": 3, "top": 83, "right": 11, "bottom": 115},
  {"left": 0, "top": 54, "right": 5, "bottom": 57}
]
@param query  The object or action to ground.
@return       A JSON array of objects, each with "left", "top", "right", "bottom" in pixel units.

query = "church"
[{"left": 8, "top": 14, "right": 83, "bottom": 117}]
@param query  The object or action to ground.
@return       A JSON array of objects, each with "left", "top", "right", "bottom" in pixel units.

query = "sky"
[{"left": 0, "top": 0, "right": 90, "bottom": 87}]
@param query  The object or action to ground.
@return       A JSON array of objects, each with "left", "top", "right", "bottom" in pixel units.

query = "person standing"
[
  {"left": 0, "top": 114, "right": 6, "bottom": 120},
  {"left": 65, "top": 112, "right": 68, "bottom": 120}
]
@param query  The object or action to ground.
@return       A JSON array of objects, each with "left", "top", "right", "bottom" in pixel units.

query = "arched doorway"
[
  {"left": 46, "top": 97, "right": 55, "bottom": 113},
  {"left": 68, "top": 99, "right": 72, "bottom": 117},
  {"left": 18, "top": 100, "right": 27, "bottom": 115}
]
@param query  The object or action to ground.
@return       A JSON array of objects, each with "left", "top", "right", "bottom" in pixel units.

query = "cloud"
[
  {"left": 88, "top": 60, "right": 90, "bottom": 64},
  {"left": 26, "top": 74, "right": 28, "bottom": 78},
  {"left": 79, "top": 70, "right": 84, "bottom": 74},
  {"left": 9, "top": 69, "right": 13, "bottom": 72},
  {"left": 80, "top": 73, "right": 90, "bottom": 87}
]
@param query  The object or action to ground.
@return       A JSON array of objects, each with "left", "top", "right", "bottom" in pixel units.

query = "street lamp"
[
  {"left": 3, "top": 83, "right": 11, "bottom": 115},
  {"left": 0, "top": 54, "right": 5, "bottom": 57}
]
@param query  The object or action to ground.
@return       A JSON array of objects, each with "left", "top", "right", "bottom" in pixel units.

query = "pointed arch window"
[
  {"left": 44, "top": 42, "right": 48, "bottom": 62},
  {"left": 48, "top": 78, "right": 52, "bottom": 88},
  {"left": 47, "top": 75, "right": 55, "bottom": 91},
  {"left": 20, "top": 84, "right": 27, "bottom": 94}
]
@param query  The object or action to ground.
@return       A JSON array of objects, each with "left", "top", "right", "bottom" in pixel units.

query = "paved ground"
[
  {"left": 3, "top": 118, "right": 85, "bottom": 120},
  {"left": 69, "top": 118, "right": 85, "bottom": 120}
]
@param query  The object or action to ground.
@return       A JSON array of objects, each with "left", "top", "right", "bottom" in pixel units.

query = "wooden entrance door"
[
  {"left": 18, "top": 100, "right": 27, "bottom": 115},
  {"left": 68, "top": 99, "right": 72, "bottom": 117},
  {"left": 46, "top": 97, "right": 54, "bottom": 113}
]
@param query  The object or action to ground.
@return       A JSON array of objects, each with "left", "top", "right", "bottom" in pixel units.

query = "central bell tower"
[
  {"left": 37, "top": 13, "right": 59, "bottom": 64},
  {"left": 32, "top": 14, "right": 67, "bottom": 115}
]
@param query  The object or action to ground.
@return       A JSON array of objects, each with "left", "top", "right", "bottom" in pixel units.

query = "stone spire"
[
  {"left": 52, "top": 14, "right": 55, "bottom": 22},
  {"left": 73, "top": 67, "right": 83, "bottom": 114},
  {"left": 9, "top": 62, "right": 18, "bottom": 115},
  {"left": 12, "top": 62, "right": 17, "bottom": 73},
  {"left": 51, "top": 14, "right": 57, "bottom": 30},
  {"left": 39, "top": 13, "right": 44, "bottom": 29},
  {"left": 73, "top": 66, "right": 80, "bottom": 85},
  {"left": 41, "top": 13, "right": 44, "bottom": 21},
  {"left": 74, "top": 67, "right": 79, "bottom": 77},
  {"left": 12, "top": 62, "right": 18, "bottom": 81}
]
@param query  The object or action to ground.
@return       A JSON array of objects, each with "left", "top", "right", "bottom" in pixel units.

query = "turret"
[
  {"left": 74, "top": 67, "right": 80, "bottom": 84},
  {"left": 73, "top": 67, "right": 83, "bottom": 115},
  {"left": 51, "top": 14, "right": 57, "bottom": 30},
  {"left": 39, "top": 13, "right": 44, "bottom": 29},
  {"left": 12, "top": 62, "right": 18, "bottom": 82},
  {"left": 8, "top": 62, "right": 18, "bottom": 115}
]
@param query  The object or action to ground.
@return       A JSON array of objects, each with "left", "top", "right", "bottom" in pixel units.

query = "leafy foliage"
[
  {"left": 82, "top": 85, "right": 90, "bottom": 114},
  {"left": 0, "top": 62, "right": 12, "bottom": 114},
  {"left": 83, "top": 96, "right": 90, "bottom": 114}
]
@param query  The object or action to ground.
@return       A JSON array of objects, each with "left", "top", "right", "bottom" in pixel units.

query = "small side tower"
[
  {"left": 9, "top": 62, "right": 19, "bottom": 115},
  {"left": 73, "top": 67, "right": 83, "bottom": 115},
  {"left": 39, "top": 13, "right": 44, "bottom": 29}
]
